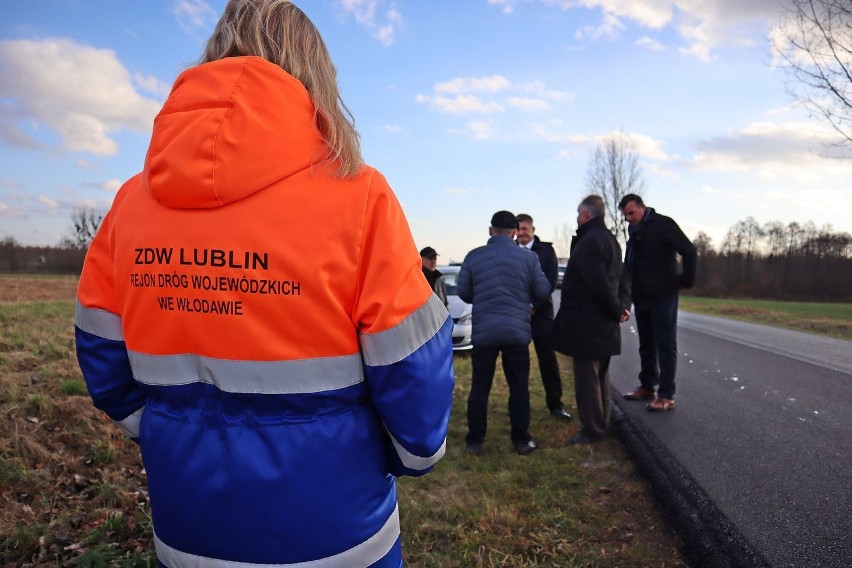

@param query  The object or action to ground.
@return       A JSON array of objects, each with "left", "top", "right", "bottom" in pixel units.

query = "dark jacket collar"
[
  {"left": 487, "top": 234, "right": 518, "bottom": 246},
  {"left": 577, "top": 215, "right": 607, "bottom": 236},
  {"left": 628, "top": 207, "right": 655, "bottom": 238}
]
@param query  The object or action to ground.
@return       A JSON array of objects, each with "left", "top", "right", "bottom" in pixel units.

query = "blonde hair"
[{"left": 202, "top": 0, "right": 363, "bottom": 178}]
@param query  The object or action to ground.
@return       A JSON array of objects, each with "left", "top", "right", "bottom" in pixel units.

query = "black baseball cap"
[{"left": 419, "top": 246, "right": 438, "bottom": 258}]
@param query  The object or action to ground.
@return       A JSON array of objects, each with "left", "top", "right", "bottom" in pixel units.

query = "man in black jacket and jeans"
[
  {"left": 551, "top": 196, "right": 631, "bottom": 443},
  {"left": 619, "top": 194, "right": 697, "bottom": 412}
]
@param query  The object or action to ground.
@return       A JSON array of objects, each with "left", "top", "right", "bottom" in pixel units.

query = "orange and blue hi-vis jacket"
[{"left": 74, "top": 56, "right": 454, "bottom": 567}]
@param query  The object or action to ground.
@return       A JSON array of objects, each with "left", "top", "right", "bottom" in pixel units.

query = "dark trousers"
[
  {"left": 466, "top": 343, "right": 532, "bottom": 446},
  {"left": 532, "top": 335, "right": 562, "bottom": 411},
  {"left": 634, "top": 293, "right": 679, "bottom": 400},
  {"left": 572, "top": 357, "right": 611, "bottom": 439}
]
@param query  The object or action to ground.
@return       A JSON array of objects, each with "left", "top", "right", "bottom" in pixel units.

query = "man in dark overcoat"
[{"left": 551, "top": 195, "right": 631, "bottom": 443}]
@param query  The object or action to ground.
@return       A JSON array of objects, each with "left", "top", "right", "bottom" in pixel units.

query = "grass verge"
[{"left": 680, "top": 296, "right": 852, "bottom": 341}]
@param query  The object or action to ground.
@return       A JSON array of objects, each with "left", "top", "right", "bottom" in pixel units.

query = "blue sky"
[{"left": 2, "top": 0, "right": 851, "bottom": 263}]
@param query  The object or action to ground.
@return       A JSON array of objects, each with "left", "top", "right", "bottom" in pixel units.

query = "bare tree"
[
  {"left": 692, "top": 231, "right": 714, "bottom": 290},
  {"left": 68, "top": 208, "right": 105, "bottom": 250},
  {"left": 551, "top": 222, "right": 573, "bottom": 261},
  {"left": 692, "top": 231, "right": 714, "bottom": 257},
  {"left": 774, "top": 0, "right": 852, "bottom": 150},
  {"left": 584, "top": 131, "right": 646, "bottom": 245}
]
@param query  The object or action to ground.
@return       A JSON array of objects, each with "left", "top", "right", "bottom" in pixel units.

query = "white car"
[
  {"left": 438, "top": 265, "right": 472, "bottom": 351},
  {"left": 557, "top": 263, "right": 566, "bottom": 288}
]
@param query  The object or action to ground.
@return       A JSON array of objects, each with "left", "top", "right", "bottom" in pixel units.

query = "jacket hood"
[{"left": 144, "top": 56, "right": 323, "bottom": 209}]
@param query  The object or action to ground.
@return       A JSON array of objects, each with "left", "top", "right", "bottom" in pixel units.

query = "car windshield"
[{"left": 441, "top": 272, "right": 458, "bottom": 295}]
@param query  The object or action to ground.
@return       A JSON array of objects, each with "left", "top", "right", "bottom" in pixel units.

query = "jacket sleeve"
[
  {"left": 618, "top": 264, "right": 632, "bottom": 311},
  {"left": 540, "top": 243, "right": 558, "bottom": 292},
  {"left": 435, "top": 276, "right": 448, "bottom": 307},
  {"left": 667, "top": 219, "right": 698, "bottom": 289},
  {"left": 530, "top": 256, "right": 552, "bottom": 308},
  {"left": 74, "top": 210, "right": 146, "bottom": 441},
  {"left": 456, "top": 260, "right": 473, "bottom": 304},
  {"left": 354, "top": 171, "right": 454, "bottom": 478}
]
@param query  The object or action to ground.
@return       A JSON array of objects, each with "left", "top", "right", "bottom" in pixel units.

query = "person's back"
[
  {"left": 457, "top": 235, "right": 550, "bottom": 346},
  {"left": 456, "top": 210, "right": 551, "bottom": 456},
  {"left": 74, "top": 3, "right": 454, "bottom": 566}
]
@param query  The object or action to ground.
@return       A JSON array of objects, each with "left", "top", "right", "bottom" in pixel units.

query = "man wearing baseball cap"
[
  {"left": 420, "top": 246, "right": 447, "bottom": 307},
  {"left": 456, "top": 210, "right": 551, "bottom": 456}
]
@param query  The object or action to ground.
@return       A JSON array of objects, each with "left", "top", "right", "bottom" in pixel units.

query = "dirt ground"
[{"left": 0, "top": 276, "right": 78, "bottom": 302}]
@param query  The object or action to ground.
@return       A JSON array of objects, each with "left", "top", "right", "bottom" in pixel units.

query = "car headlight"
[{"left": 458, "top": 314, "right": 472, "bottom": 325}]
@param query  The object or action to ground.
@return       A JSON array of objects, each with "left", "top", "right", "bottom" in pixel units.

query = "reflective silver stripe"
[
  {"left": 75, "top": 301, "right": 124, "bottom": 341},
  {"left": 128, "top": 351, "right": 365, "bottom": 395},
  {"left": 389, "top": 433, "right": 446, "bottom": 471},
  {"left": 115, "top": 406, "right": 144, "bottom": 438},
  {"left": 359, "top": 294, "right": 448, "bottom": 366},
  {"left": 153, "top": 504, "right": 400, "bottom": 567}
]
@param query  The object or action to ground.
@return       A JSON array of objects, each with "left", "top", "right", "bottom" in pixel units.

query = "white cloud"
[
  {"left": 465, "top": 121, "right": 495, "bottom": 140},
  {"left": 532, "top": 122, "right": 574, "bottom": 143},
  {"left": 577, "top": 0, "right": 673, "bottom": 29},
  {"left": 415, "top": 94, "right": 505, "bottom": 115},
  {"left": 37, "top": 195, "right": 60, "bottom": 209},
  {"left": 338, "top": 0, "right": 402, "bottom": 47},
  {"left": 416, "top": 76, "right": 568, "bottom": 122},
  {"left": 81, "top": 179, "right": 122, "bottom": 192},
  {"left": 379, "top": 124, "right": 404, "bottom": 133},
  {"left": 508, "top": 97, "right": 552, "bottom": 112},
  {"left": 0, "top": 39, "right": 162, "bottom": 156},
  {"left": 647, "top": 163, "right": 680, "bottom": 180},
  {"left": 520, "top": 80, "right": 573, "bottom": 100},
  {"left": 435, "top": 75, "right": 511, "bottom": 94},
  {"left": 103, "top": 179, "right": 123, "bottom": 192},
  {"left": 564, "top": 130, "right": 670, "bottom": 161},
  {"left": 636, "top": 35, "right": 666, "bottom": 51},
  {"left": 0, "top": 179, "right": 24, "bottom": 189},
  {"left": 444, "top": 185, "right": 491, "bottom": 195},
  {"left": 171, "top": 0, "right": 218, "bottom": 34},
  {"left": 575, "top": 12, "right": 624, "bottom": 41},
  {"left": 134, "top": 74, "right": 172, "bottom": 98},
  {"left": 488, "top": 0, "right": 521, "bottom": 14},
  {"left": 509, "top": 0, "right": 781, "bottom": 61},
  {"left": 688, "top": 120, "right": 852, "bottom": 181}
]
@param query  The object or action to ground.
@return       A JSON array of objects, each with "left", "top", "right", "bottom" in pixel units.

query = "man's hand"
[{"left": 619, "top": 308, "right": 631, "bottom": 322}]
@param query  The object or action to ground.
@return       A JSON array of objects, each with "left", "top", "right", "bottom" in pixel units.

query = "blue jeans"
[
  {"left": 634, "top": 293, "right": 679, "bottom": 400},
  {"left": 466, "top": 343, "right": 532, "bottom": 446}
]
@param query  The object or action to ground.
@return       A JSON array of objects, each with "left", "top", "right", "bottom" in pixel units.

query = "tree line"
[
  {"left": 2, "top": 212, "right": 849, "bottom": 302},
  {"left": 691, "top": 218, "right": 851, "bottom": 301},
  {"left": 0, "top": 209, "right": 102, "bottom": 274}
]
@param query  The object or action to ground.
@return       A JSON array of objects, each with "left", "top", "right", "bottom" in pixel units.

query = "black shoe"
[
  {"left": 550, "top": 407, "right": 572, "bottom": 421},
  {"left": 515, "top": 439, "right": 538, "bottom": 455},
  {"left": 568, "top": 431, "right": 606, "bottom": 445},
  {"left": 465, "top": 443, "right": 482, "bottom": 456}
]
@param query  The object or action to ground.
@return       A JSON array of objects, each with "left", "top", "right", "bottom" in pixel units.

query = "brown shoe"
[
  {"left": 647, "top": 398, "right": 675, "bottom": 412},
  {"left": 623, "top": 387, "right": 656, "bottom": 401}
]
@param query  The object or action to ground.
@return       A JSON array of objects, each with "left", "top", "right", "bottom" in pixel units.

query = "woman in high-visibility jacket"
[{"left": 74, "top": 1, "right": 454, "bottom": 566}]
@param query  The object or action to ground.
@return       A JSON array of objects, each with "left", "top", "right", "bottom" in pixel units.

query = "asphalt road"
[{"left": 608, "top": 311, "right": 852, "bottom": 568}]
